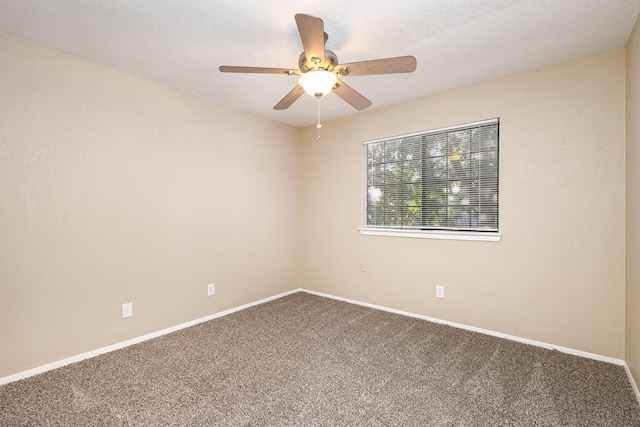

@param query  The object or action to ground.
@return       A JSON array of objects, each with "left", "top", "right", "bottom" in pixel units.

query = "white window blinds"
[{"left": 363, "top": 119, "right": 499, "bottom": 233}]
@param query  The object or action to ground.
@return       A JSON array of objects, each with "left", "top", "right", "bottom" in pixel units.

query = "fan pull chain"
[{"left": 316, "top": 95, "right": 322, "bottom": 139}]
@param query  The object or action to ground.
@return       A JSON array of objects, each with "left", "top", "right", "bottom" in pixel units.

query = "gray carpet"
[{"left": 1, "top": 291, "right": 639, "bottom": 426}]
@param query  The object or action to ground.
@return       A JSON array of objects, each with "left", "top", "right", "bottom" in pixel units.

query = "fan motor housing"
[{"left": 298, "top": 49, "right": 338, "bottom": 73}]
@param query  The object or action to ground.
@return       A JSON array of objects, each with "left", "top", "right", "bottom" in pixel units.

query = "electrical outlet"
[
  {"left": 436, "top": 285, "right": 445, "bottom": 299},
  {"left": 207, "top": 283, "right": 215, "bottom": 296},
  {"left": 122, "top": 302, "right": 133, "bottom": 319},
  {"left": 361, "top": 262, "right": 368, "bottom": 272}
]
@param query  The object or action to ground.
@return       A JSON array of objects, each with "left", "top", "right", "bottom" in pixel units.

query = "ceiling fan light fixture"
[
  {"left": 298, "top": 70, "right": 338, "bottom": 98},
  {"left": 220, "top": 14, "right": 416, "bottom": 113}
]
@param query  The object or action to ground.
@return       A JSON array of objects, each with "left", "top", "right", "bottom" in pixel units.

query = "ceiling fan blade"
[
  {"left": 295, "top": 13, "right": 325, "bottom": 66},
  {"left": 274, "top": 85, "right": 305, "bottom": 110},
  {"left": 335, "top": 56, "right": 417, "bottom": 76},
  {"left": 219, "top": 66, "right": 299, "bottom": 75},
  {"left": 332, "top": 80, "right": 372, "bottom": 110}
]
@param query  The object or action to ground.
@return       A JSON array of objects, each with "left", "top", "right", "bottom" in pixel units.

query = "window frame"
[{"left": 360, "top": 119, "right": 501, "bottom": 242}]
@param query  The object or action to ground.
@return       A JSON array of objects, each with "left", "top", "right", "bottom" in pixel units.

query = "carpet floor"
[{"left": 1, "top": 291, "right": 639, "bottom": 426}]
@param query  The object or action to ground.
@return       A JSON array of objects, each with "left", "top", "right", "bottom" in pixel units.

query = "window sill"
[{"left": 358, "top": 228, "right": 501, "bottom": 242}]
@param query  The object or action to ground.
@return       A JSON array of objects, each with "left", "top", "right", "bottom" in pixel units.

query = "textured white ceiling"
[{"left": 1, "top": 0, "right": 639, "bottom": 128}]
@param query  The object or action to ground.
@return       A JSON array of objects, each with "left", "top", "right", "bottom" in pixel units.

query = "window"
[{"left": 361, "top": 119, "right": 499, "bottom": 241}]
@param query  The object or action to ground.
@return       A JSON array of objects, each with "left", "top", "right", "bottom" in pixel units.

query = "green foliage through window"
[{"left": 364, "top": 119, "right": 499, "bottom": 232}]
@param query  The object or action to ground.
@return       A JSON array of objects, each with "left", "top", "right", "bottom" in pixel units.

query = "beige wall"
[
  {"left": 627, "top": 17, "right": 640, "bottom": 385},
  {"left": 0, "top": 34, "right": 301, "bottom": 378},
  {"left": 301, "top": 49, "right": 627, "bottom": 359},
  {"left": 0, "top": 28, "right": 633, "bottom": 379}
]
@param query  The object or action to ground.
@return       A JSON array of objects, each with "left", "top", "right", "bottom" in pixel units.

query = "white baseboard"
[
  {"left": 1, "top": 287, "right": 632, "bottom": 389},
  {"left": 625, "top": 363, "right": 640, "bottom": 403},
  {"left": 300, "top": 289, "right": 626, "bottom": 366},
  {"left": 0, "top": 289, "right": 300, "bottom": 386}
]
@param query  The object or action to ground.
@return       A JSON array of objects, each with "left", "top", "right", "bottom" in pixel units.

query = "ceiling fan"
[{"left": 219, "top": 13, "right": 417, "bottom": 112}]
